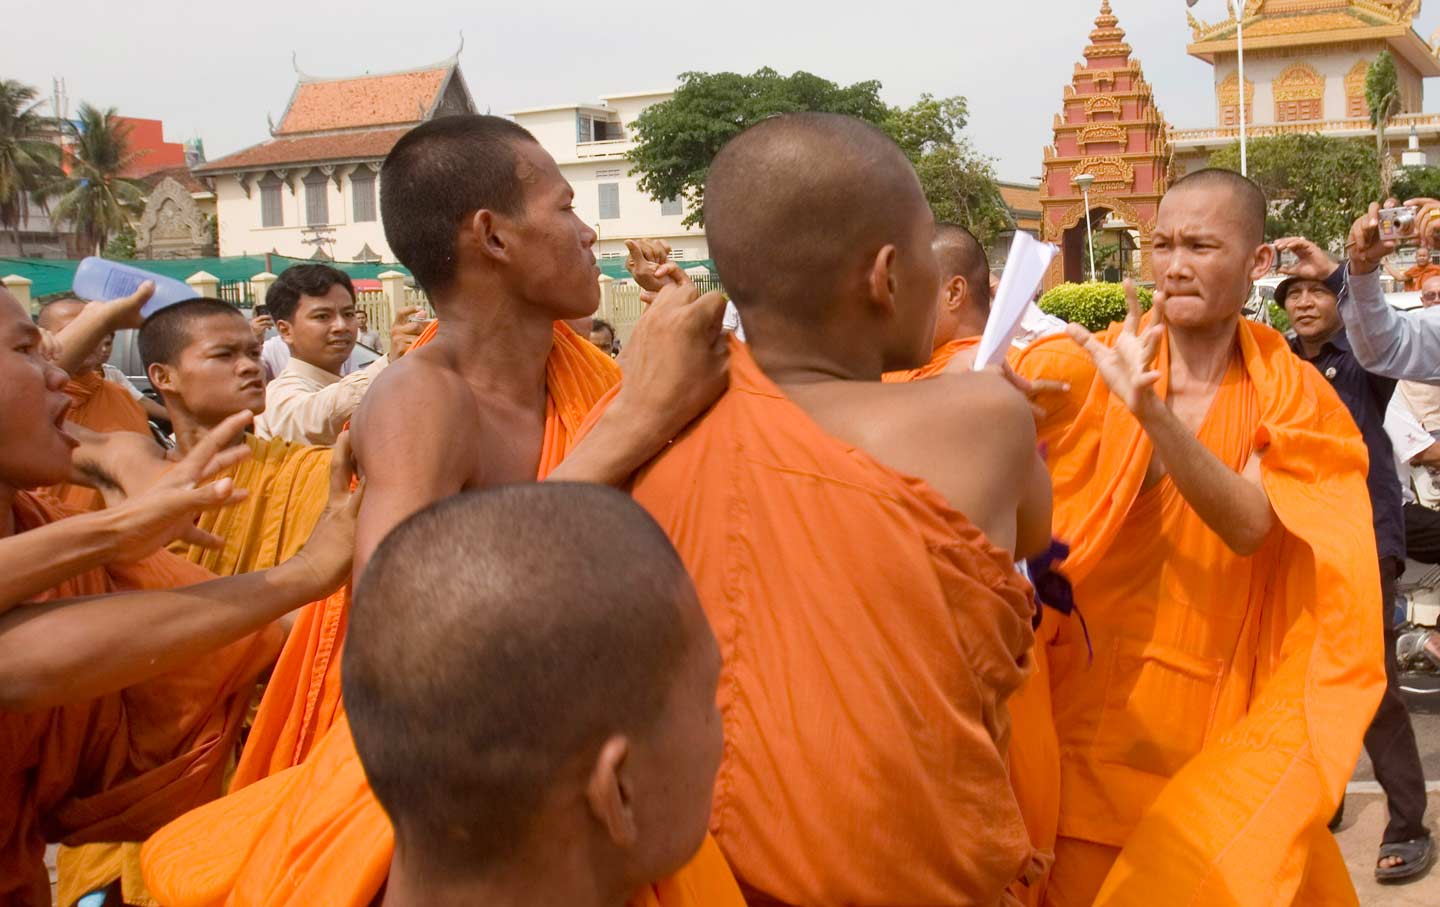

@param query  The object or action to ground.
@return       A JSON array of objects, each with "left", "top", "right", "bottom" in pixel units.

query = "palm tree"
[
  {"left": 0, "top": 80, "right": 62, "bottom": 257},
  {"left": 47, "top": 103, "right": 145, "bottom": 255}
]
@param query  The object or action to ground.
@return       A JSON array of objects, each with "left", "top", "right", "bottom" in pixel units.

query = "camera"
[{"left": 1379, "top": 205, "right": 1419, "bottom": 242}]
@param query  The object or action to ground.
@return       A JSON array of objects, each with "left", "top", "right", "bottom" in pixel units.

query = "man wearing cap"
[{"left": 1275, "top": 237, "right": 1434, "bottom": 884}]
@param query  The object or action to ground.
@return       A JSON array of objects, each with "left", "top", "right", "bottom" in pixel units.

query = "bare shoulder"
[
  {"left": 352, "top": 348, "right": 476, "bottom": 468},
  {"left": 911, "top": 370, "right": 1037, "bottom": 458}
]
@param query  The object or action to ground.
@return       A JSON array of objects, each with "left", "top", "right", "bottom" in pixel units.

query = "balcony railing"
[
  {"left": 576, "top": 139, "right": 634, "bottom": 158},
  {"left": 1171, "top": 113, "right": 1440, "bottom": 144}
]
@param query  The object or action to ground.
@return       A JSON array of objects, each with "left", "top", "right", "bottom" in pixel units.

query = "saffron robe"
[
  {"left": 141, "top": 322, "right": 745, "bottom": 907},
  {"left": 57, "top": 434, "right": 332, "bottom": 907},
  {"left": 1, "top": 493, "right": 280, "bottom": 907},
  {"left": 1011, "top": 318, "right": 1384, "bottom": 907},
  {"left": 627, "top": 340, "right": 1044, "bottom": 906},
  {"left": 46, "top": 371, "right": 153, "bottom": 512},
  {"left": 881, "top": 335, "right": 981, "bottom": 383}
]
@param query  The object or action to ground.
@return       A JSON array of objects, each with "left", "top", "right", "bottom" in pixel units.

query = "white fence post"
[
  {"left": 2, "top": 274, "right": 33, "bottom": 313},
  {"left": 186, "top": 270, "right": 220, "bottom": 299}
]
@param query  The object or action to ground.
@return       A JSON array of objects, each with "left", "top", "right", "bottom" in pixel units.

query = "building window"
[
  {"left": 259, "top": 174, "right": 284, "bottom": 228},
  {"left": 595, "top": 168, "right": 622, "bottom": 179},
  {"left": 577, "top": 114, "right": 594, "bottom": 142},
  {"left": 661, "top": 196, "right": 683, "bottom": 217},
  {"left": 1273, "top": 63, "right": 1324, "bottom": 124},
  {"left": 1345, "top": 60, "right": 1370, "bottom": 119},
  {"left": 1217, "top": 72, "right": 1254, "bottom": 128},
  {"left": 1276, "top": 97, "right": 1322, "bottom": 123},
  {"left": 351, "top": 170, "right": 377, "bottom": 222},
  {"left": 598, "top": 183, "right": 620, "bottom": 219},
  {"left": 303, "top": 171, "right": 329, "bottom": 226},
  {"left": 600, "top": 251, "right": 624, "bottom": 259}
]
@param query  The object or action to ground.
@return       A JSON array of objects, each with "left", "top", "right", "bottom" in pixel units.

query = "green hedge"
[{"left": 1038, "top": 282, "right": 1153, "bottom": 333}]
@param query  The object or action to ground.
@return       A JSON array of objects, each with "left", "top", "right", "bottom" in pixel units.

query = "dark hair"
[
  {"left": 1169, "top": 168, "right": 1268, "bottom": 247},
  {"left": 380, "top": 115, "right": 539, "bottom": 295},
  {"left": 590, "top": 318, "right": 615, "bottom": 337},
  {"left": 933, "top": 223, "right": 992, "bottom": 314},
  {"left": 138, "top": 298, "right": 246, "bottom": 370},
  {"left": 266, "top": 264, "right": 355, "bottom": 324},
  {"left": 345, "top": 483, "right": 694, "bottom": 877}
]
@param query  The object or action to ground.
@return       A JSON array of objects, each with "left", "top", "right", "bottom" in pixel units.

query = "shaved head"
[
  {"left": 1169, "top": 168, "right": 1267, "bottom": 247},
  {"left": 139, "top": 298, "right": 246, "bottom": 370},
  {"left": 934, "top": 223, "right": 991, "bottom": 315},
  {"left": 704, "top": 113, "right": 934, "bottom": 324},
  {"left": 36, "top": 298, "right": 86, "bottom": 333},
  {"left": 345, "top": 483, "right": 719, "bottom": 881}
]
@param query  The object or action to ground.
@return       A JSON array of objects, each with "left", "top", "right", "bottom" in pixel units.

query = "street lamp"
[{"left": 1075, "top": 172, "right": 1097, "bottom": 283}]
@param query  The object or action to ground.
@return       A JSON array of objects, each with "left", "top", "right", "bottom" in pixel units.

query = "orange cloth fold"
[
  {"left": 1011, "top": 319, "right": 1384, "bottom": 907},
  {"left": 46, "top": 371, "right": 153, "bottom": 512},
  {"left": 1, "top": 492, "right": 281, "bottom": 907},
  {"left": 142, "top": 321, "right": 744, "bottom": 907},
  {"left": 57, "top": 434, "right": 333, "bottom": 907},
  {"left": 881, "top": 335, "right": 980, "bottom": 382},
  {"left": 625, "top": 339, "right": 1040, "bottom": 906}
]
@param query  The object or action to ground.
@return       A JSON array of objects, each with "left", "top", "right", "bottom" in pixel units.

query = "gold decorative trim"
[
  {"left": 1077, "top": 124, "right": 1130, "bottom": 146},
  {"left": 1272, "top": 62, "right": 1324, "bottom": 101},
  {"left": 1086, "top": 94, "right": 1122, "bottom": 116},
  {"left": 1073, "top": 155, "right": 1136, "bottom": 189}
]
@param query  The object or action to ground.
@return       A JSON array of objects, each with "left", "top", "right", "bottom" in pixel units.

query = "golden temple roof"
[{"left": 1187, "top": 1, "right": 1440, "bottom": 76}]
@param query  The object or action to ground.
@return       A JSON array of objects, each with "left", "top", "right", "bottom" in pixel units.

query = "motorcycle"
[{"left": 1395, "top": 558, "right": 1440, "bottom": 709}]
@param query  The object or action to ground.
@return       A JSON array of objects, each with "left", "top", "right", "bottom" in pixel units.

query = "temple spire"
[{"left": 1086, "top": 0, "right": 1132, "bottom": 62}]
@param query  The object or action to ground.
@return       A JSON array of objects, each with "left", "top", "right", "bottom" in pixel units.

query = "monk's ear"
[
  {"left": 866, "top": 245, "right": 899, "bottom": 317},
  {"left": 585, "top": 735, "right": 639, "bottom": 848},
  {"left": 1249, "top": 242, "right": 1275, "bottom": 282},
  {"left": 462, "top": 209, "right": 513, "bottom": 265},
  {"left": 946, "top": 274, "right": 968, "bottom": 311},
  {"left": 147, "top": 362, "right": 178, "bottom": 399}
]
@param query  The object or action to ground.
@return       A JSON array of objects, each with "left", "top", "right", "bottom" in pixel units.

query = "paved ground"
[{"left": 1341, "top": 704, "right": 1440, "bottom": 904}]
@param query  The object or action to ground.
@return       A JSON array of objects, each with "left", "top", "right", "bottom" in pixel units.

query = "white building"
[{"left": 510, "top": 90, "right": 708, "bottom": 263}]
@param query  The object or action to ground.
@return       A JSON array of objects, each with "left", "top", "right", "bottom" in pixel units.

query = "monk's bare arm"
[
  {"left": 1136, "top": 395, "right": 1275, "bottom": 555},
  {"left": 0, "top": 510, "right": 133, "bottom": 611},
  {"left": 350, "top": 363, "right": 473, "bottom": 576},
  {"left": 0, "top": 555, "right": 339, "bottom": 711},
  {"left": 52, "top": 283, "right": 150, "bottom": 376}
]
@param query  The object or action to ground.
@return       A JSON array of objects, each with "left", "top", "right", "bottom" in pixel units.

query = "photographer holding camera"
[{"left": 1282, "top": 199, "right": 1440, "bottom": 384}]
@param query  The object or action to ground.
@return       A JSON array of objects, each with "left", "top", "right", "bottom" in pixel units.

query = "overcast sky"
[{"left": 13, "top": 0, "right": 1440, "bottom": 181}]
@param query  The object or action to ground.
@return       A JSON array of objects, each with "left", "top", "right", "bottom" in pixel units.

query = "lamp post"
[
  {"left": 1075, "top": 173, "right": 1097, "bottom": 283},
  {"left": 1235, "top": 0, "right": 1248, "bottom": 176}
]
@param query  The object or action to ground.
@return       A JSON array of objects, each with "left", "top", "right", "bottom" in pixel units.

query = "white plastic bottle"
[{"left": 72, "top": 257, "right": 198, "bottom": 318}]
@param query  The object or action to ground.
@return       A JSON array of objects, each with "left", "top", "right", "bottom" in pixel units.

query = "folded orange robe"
[
  {"left": 57, "top": 435, "right": 333, "bottom": 907},
  {"left": 625, "top": 340, "right": 1042, "bottom": 906},
  {"left": 882, "top": 335, "right": 980, "bottom": 382},
  {"left": 142, "top": 322, "right": 744, "bottom": 907},
  {"left": 1012, "top": 318, "right": 1384, "bottom": 907},
  {"left": 0, "top": 492, "right": 281, "bottom": 907},
  {"left": 46, "top": 371, "right": 153, "bottom": 512}
]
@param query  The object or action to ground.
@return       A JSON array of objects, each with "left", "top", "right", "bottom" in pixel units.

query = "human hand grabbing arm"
[
  {"left": 53, "top": 281, "right": 152, "bottom": 376},
  {"left": 549, "top": 281, "right": 729, "bottom": 486},
  {"left": 388, "top": 306, "right": 425, "bottom": 361}
]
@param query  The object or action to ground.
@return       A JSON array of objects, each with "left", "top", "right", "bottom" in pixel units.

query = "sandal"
[{"left": 1376, "top": 836, "right": 1435, "bottom": 884}]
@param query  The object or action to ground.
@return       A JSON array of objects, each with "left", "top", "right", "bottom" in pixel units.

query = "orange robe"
[
  {"left": 882, "top": 335, "right": 980, "bottom": 382},
  {"left": 1, "top": 492, "right": 280, "bottom": 907},
  {"left": 626, "top": 340, "right": 1043, "bottom": 906},
  {"left": 142, "top": 322, "right": 745, "bottom": 907},
  {"left": 1011, "top": 318, "right": 1385, "bottom": 907},
  {"left": 46, "top": 371, "right": 153, "bottom": 512},
  {"left": 56, "top": 435, "right": 332, "bottom": 907}
]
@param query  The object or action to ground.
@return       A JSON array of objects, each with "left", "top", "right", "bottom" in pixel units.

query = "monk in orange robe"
[
  {"left": 142, "top": 114, "right": 738, "bottom": 907},
  {"left": 1011, "top": 169, "right": 1385, "bottom": 906},
  {"left": 884, "top": 222, "right": 991, "bottom": 382},
  {"left": 36, "top": 298, "right": 154, "bottom": 511},
  {"left": 0, "top": 287, "right": 358, "bottom": 907},
  {"left": 619, "top": 114, "right": 1054, "bottom": 905},
  {"left": 57, "top": 299, "right": 337, "bottom": 907}
]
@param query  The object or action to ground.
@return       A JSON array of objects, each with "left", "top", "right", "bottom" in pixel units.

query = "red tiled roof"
[
  {"left": 276, "top": 68, "right": 449, "bottom": 134},
  {"left": 195, "top": 127, "right": 411, "bottom": 173}
]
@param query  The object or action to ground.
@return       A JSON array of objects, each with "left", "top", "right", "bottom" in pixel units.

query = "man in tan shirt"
[{"left": 255, "top": 265, "right": 416, "bottom": 445}]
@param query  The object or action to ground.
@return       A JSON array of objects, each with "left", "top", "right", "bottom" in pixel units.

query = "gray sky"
[{"left": 12, "top": 0, "right": 1440, "bottom": 181}]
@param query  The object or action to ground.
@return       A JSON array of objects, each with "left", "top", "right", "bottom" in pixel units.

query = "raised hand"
[
  {"left": 1274, "top": 236, "right": 1339, "bottom": 282},
  {"left": 388, "top": 306, "right": 426, "bottom": 360},
  {"left": 249, "top": 312, "right": 275, "bottom": 342},
  {"left": 284, "top": 430, "right": 363, "bottom": 593},
  {"left": 616, "top": 280, "right": 729, "bottom": 439},
  {"left": 102, "top": 411, "right": 257, "bottom": 562},
  {"left": 625, "top": 239, "right": 674, "bottom": 292},
  {"left": 1066, "top": 280, "right": 1163, "bottom": 417},
  {"left": 1348, "top": 200, "right": 1401, "bottom": 275}
]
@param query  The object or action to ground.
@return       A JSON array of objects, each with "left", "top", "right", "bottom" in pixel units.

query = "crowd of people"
[{"left": 3, "top": 108, "right": 1440, "bottom": 907}]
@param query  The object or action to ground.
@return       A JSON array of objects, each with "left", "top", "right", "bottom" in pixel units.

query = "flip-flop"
[{"left": 1376, "top": 836, "right": 1435, "bottom": 884}]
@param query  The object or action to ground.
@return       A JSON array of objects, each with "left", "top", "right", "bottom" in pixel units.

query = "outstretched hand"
[
  {"left": 1067, "top": 280, "right": 1163, "bottom": 417},
  {"left": 1274, "top": 236, "right": 1339, "bottom": 282},
  {"left": 625, "top": 238, "right": 695, "bottom": 303},
  {"left": 103, "top": 411, "right": 257, "bottom": 562}
]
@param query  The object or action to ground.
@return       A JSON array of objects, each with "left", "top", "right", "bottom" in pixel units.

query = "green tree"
[
  {"left": 1366, "top": 51, "right": 1401, "bottom": 197},
  {"left": 0, "top": 80, "right": 62, "bottom": 257},
  {"left": 103, "top": 223, "right": 136, "bottom": 259},
  {"left": 628, "top": 70, "right": 1010, "bottom": 240},
  {"left": 46, "top": 103, "right": 145, "bottom": 255},
  {"left": 1210, "top": 134, "right": 1378, "bottom": 250},
  {"left": 629, "top": 68, "right": 888, "bottom": 227},
  {"left": 1393, "top": 165, "right": 1440, "bottom": 203}
]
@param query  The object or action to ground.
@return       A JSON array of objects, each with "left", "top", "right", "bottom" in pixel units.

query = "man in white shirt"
[
  {"left": 1384, "top": 396, "right": 1440, "bottom": 561},
  {"left": 254, "top": 265, "right": 397, "bottom": 446}
]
